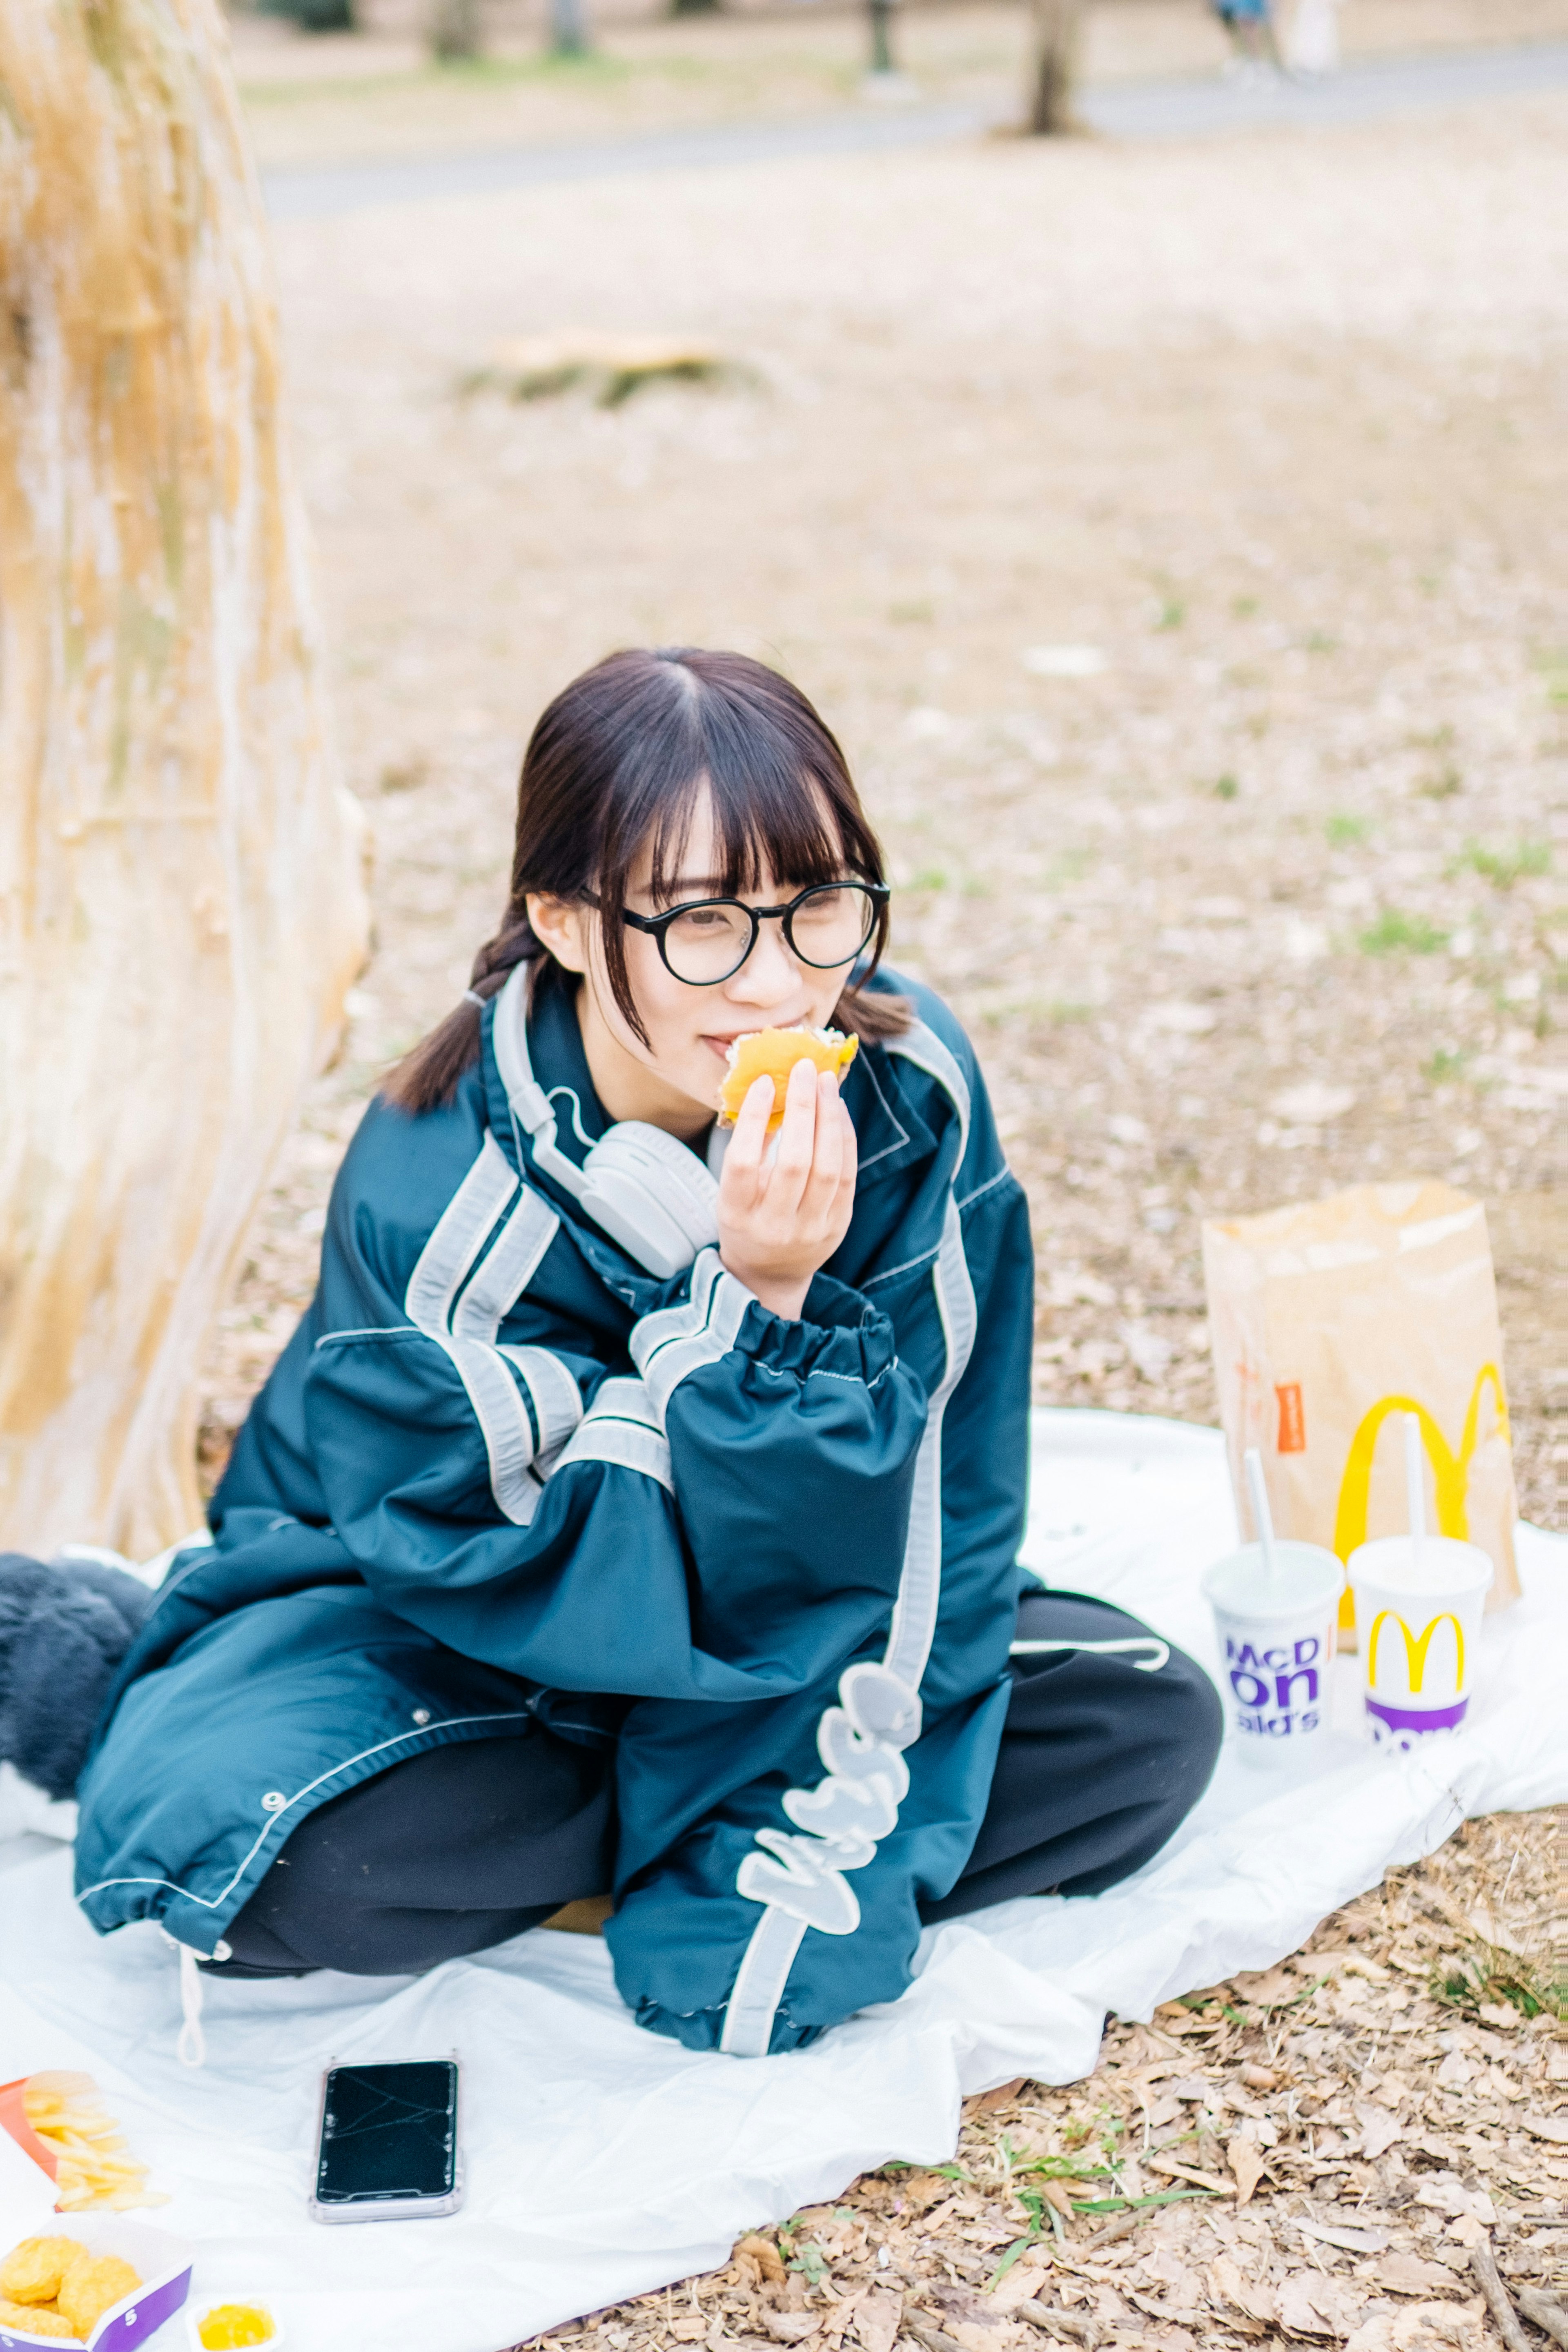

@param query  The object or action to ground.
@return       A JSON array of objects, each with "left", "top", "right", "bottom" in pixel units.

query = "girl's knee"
[{"left": 1152, "top": 1646, "right": 1225, "bottom": 1806}]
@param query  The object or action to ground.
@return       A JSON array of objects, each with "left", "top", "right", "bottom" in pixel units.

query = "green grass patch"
[
  {"left": 1360, "top": 909, "right": 1448, "bottom": 956},
  {"left": 1325, "top": 814, "right": 1370, "bottom": 846},
  {"left": 1452, "top": 838, "right": 1552, "bottom": 889},
  {"left": 1433, "top": 1947, "right": 1564, "bottom": 2024},
  {"left": 1423, "top": 1047, "right": 1469, "bottom": 1083},
  {"left": 1420, "top": 763, "right": 1463, "bottom": 799},
  {"left": 1045, "top": 847, "right": 1095, "bottom": 886}
]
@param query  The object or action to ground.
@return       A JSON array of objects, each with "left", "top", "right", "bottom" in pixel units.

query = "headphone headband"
[{"left": 490, "top": 966, "right": 720, "bottom": 1279}]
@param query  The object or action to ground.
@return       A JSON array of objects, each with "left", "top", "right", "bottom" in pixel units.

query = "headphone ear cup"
[{"left": 577, "top": 1123, "right": 721, "bottom": 1279}]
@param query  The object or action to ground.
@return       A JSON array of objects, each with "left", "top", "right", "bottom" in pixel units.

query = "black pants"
[{"left": 210, "top": 1590, "right": 1221, "bottom": 1979}]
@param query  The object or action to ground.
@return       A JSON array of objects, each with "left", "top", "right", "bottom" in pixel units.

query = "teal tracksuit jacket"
[{"left": 74, "top": 967, "right": 1034, "bottom": 2056}]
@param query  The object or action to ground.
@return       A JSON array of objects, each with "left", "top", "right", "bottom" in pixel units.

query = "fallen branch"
[
  {"left": 1015, "top": 2304, "right": 1100, "bottom": 2346},
  {"left": 1467, "top": 2234, "right": 1533, "bottom": 2352},
  {"left": 1518, "top": 2286, "right": 1568, "bottom": 2350},
  {"left": 905, "top": 2323, "right": 967, "bottom": 2352},
  {"left": 1078, "top": 2207, "right": 1149, "bottom": 2255}
]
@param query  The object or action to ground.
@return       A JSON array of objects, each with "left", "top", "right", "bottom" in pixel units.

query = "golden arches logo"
[
  {"left": 1333, "top": 1365, "right": 1510, "bottom": 1564},
  {"left": 1365, "top": 1609, "right": 1465, "bottom": 1696}
]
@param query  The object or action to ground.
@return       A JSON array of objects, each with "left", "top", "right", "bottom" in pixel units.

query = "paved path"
[{"left": 261, "top": 36, "right": 1568, "bottom": 218}]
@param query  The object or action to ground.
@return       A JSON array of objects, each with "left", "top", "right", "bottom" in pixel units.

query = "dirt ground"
[
  {"left": 551, "top": 1811, "right": 1562, "bottom": 2352},
  {"left": 192, "top": 24, "right": 1565, "bottom": 2341},
  {"left": 203, "top": 39, "right": 1568, "bottom": 1524}
]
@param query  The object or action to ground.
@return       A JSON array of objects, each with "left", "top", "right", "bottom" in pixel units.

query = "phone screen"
[{"left": 315, "top": 2061, "right": 459, "bottom": 2206}]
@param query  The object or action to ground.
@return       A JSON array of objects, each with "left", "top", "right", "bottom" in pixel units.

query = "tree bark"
[
  {"left": 428, "top": 0, "right": 481, "bottom": 58},
  {"left": 1025, "top": 0, "right": 1085, "bottom": 134},
  {"left": 548, "top": 0, "right": 591, "bottom": 57},
  {"left": 0, "top": 0, "right": 370, "bottom": 1559}
]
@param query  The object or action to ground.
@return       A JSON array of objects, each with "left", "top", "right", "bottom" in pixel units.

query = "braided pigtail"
[{"left": 381, "top": 906, "right": 540, "bottom": 1114}]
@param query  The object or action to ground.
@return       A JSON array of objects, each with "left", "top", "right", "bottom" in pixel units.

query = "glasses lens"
[
  {"left": 661, "top": 901, "right": 755, "bottom": 983},
  {"left": 784, "top": 884, "right": 879, "bottom": 970}
]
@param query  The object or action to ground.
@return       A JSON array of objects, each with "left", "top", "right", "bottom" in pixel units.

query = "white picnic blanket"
[{"left": 2, "top": 1409, "right": 1564, "bottom": 2352}]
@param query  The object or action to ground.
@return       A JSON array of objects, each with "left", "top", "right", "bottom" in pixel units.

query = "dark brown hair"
[{"left": 385, "top": 648, "right": 911, "bottom": 1114}]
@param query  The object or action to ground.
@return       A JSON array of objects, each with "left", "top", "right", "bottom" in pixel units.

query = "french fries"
[{"left": 20, "top": 2073, "right": 167, "bottom": 2214}]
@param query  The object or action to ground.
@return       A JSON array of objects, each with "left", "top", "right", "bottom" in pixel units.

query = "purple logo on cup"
[
  {"left": 1348, "top": 1535, "right": 1492, "bottom": 1755},
  {"left": 1225, "top": 1633, "right": 1323, "bottom": 1739},
  {"left": 1201, "top": 1538, "right": 1344, "bottom": 1770}
]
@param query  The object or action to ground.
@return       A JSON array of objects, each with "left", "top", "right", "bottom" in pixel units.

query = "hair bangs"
[
  {"left": 383, "top": 646, "right": 910, "bottom": 1105},
  {"left": 647, "top": 737, "right": 851, "bottom": 910}
]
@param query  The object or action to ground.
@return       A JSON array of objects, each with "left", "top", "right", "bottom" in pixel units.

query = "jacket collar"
[
  {"left": 481, "top": 965, "right": 612, "bottom": 1207},
  {"left": 479, "top": 960, "right": 946, "bottom": 1221}
]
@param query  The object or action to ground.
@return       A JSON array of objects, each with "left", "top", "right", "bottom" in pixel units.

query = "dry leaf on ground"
[
  {"left": 764, "top": 2319, "right": 820, "bottom": 2345},
  {"left": 947, "top": 2324, "right": 1016, "bottom": 2352},
  {"left": 1278, "top": 2270, "right": 1361, "bottom": 2337},
  {"left": 969, "top": 2080, "right": 1028, "bottom": 2115},
  {"left": 1208, "top": 2256, "right": 1278, "bottom": 2325},
  {"left": 851, "top": 2291, "right": 902, "bottom": 2352},
  {"left": 1298, "top": 2221, "right": 1390, "bottom": 2255},
  {"left": 988, "top": 2260, "right": 1052, "bottom": 2314},
  {"left": 1374, "top": 2254, "right": 1464, "bottom": 2297},
  {"left": 1225, "top": 2134, "right": 1267, "bottom": 2204},
  {"left": 1344, "top": 2299, "right": 1486, "bottom": 2352},
  {"left": 1354, "top": 2102, "right": 1406, "bottom": 2162}
]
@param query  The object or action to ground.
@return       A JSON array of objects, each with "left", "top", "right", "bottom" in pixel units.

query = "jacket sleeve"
[
  {"left": 605, "top": 1052, "right": 1034, "bottom": 2055},
  {"left": 298, "top": 1249, "right": 929, "bottom": 1706}
]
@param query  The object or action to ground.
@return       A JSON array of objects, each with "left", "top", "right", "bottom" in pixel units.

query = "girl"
[{"left": 6, "top": 650, "right": 1219, "bottom": 2057}]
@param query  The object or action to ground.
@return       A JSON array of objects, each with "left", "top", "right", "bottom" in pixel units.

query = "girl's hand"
[{"left": 717, "top": 1057, "right": 858, "bottom": 1321}]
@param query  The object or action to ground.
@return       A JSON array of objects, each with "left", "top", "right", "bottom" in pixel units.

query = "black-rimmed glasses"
[{"left": 617, "top": 881, "right": 889, "bottom": 987}]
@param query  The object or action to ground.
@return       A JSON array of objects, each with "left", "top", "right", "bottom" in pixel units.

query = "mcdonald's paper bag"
[{"left": 1203, "top": 1182, "right": 1519, "bottom": 1642}]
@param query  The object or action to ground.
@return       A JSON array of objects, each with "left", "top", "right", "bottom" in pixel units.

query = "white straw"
[
  {"left": 1244, "top": 1446, "right": 1278, "bottom": 1579},
  {"left": 1404, "top": 1410, "right": 1427, "bottom": 1564}
]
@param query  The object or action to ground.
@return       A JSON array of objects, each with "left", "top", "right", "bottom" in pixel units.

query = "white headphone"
[{"left": 490, "top": 966, "right": 722, "bottom": 1281}]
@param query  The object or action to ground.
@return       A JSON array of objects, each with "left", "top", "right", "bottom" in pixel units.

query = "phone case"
[{"left": 306, "top": 2062, "right": 464, "bottom": 2226}]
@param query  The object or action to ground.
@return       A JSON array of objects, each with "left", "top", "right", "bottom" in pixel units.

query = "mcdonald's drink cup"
[
  {"left": 1200, "top": 1542, "right": 1345, "bottom": 1767},
  {"left": 1348, "top": 1535, "right": 1492, "bottom": 1749}
]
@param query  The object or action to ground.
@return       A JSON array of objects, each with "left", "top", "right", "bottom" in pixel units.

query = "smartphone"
[{"left": 308, "top": 2059, "right": 464, "bottom": 2223}]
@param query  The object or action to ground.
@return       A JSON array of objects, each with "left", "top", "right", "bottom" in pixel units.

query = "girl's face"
[{"left": 528, "top": 788, "right": 855, "bottom": 1139}]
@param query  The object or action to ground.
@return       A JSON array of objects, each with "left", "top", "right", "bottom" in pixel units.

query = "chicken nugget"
[
  {"left": 719, "top": 1027, "right": 857, "bottom": 1131},
  {"left": 56, "top": 2256, "right": 139, "bottom": 2338},
  {"left": 0, "top": 2238, "right": 89, "bottom": 2306},
  {"left": 0, "top": 2298, "right": 82, "bottom": 2339}
]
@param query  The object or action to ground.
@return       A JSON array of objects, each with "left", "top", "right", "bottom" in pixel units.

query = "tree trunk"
[
  {"left": 0, "top": 0, "right": 370, "bottom": 1560},
  {"left": 548, "top": 0, "right": 591, "bottom": 57},
  {"left": 428, "top": 0, "right": 481, "bottom": 58},
  {"left": 270, "top": 0, "right": 356, "bottom": 28},
  {"left": 1025, "top": 0, "right": 1085, "bottom": 134}
]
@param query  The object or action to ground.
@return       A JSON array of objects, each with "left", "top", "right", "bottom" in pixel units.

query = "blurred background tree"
[
  {"left": 428, "top": 0, "right": 482, "bottom": 55},
  {"left": 259, "top": 0, "right": 356, "bottom": 29},
  {"left": 548, "top": 0, "right": 592, "bottom": 53},
  {"left": 0, "top": 0, "right": 369, "bottom": 1559},
  {"left": 1025, "top": 0, "right": 1085, "bottom": 129}
]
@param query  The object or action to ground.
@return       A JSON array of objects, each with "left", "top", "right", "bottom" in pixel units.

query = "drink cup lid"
[
  {"left": 1348, "top": 1534, "right": 1493, "bottom": 1601},
  {"left": 1202, "top": 1541, "right": 1344, "bottom": 1619}
]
